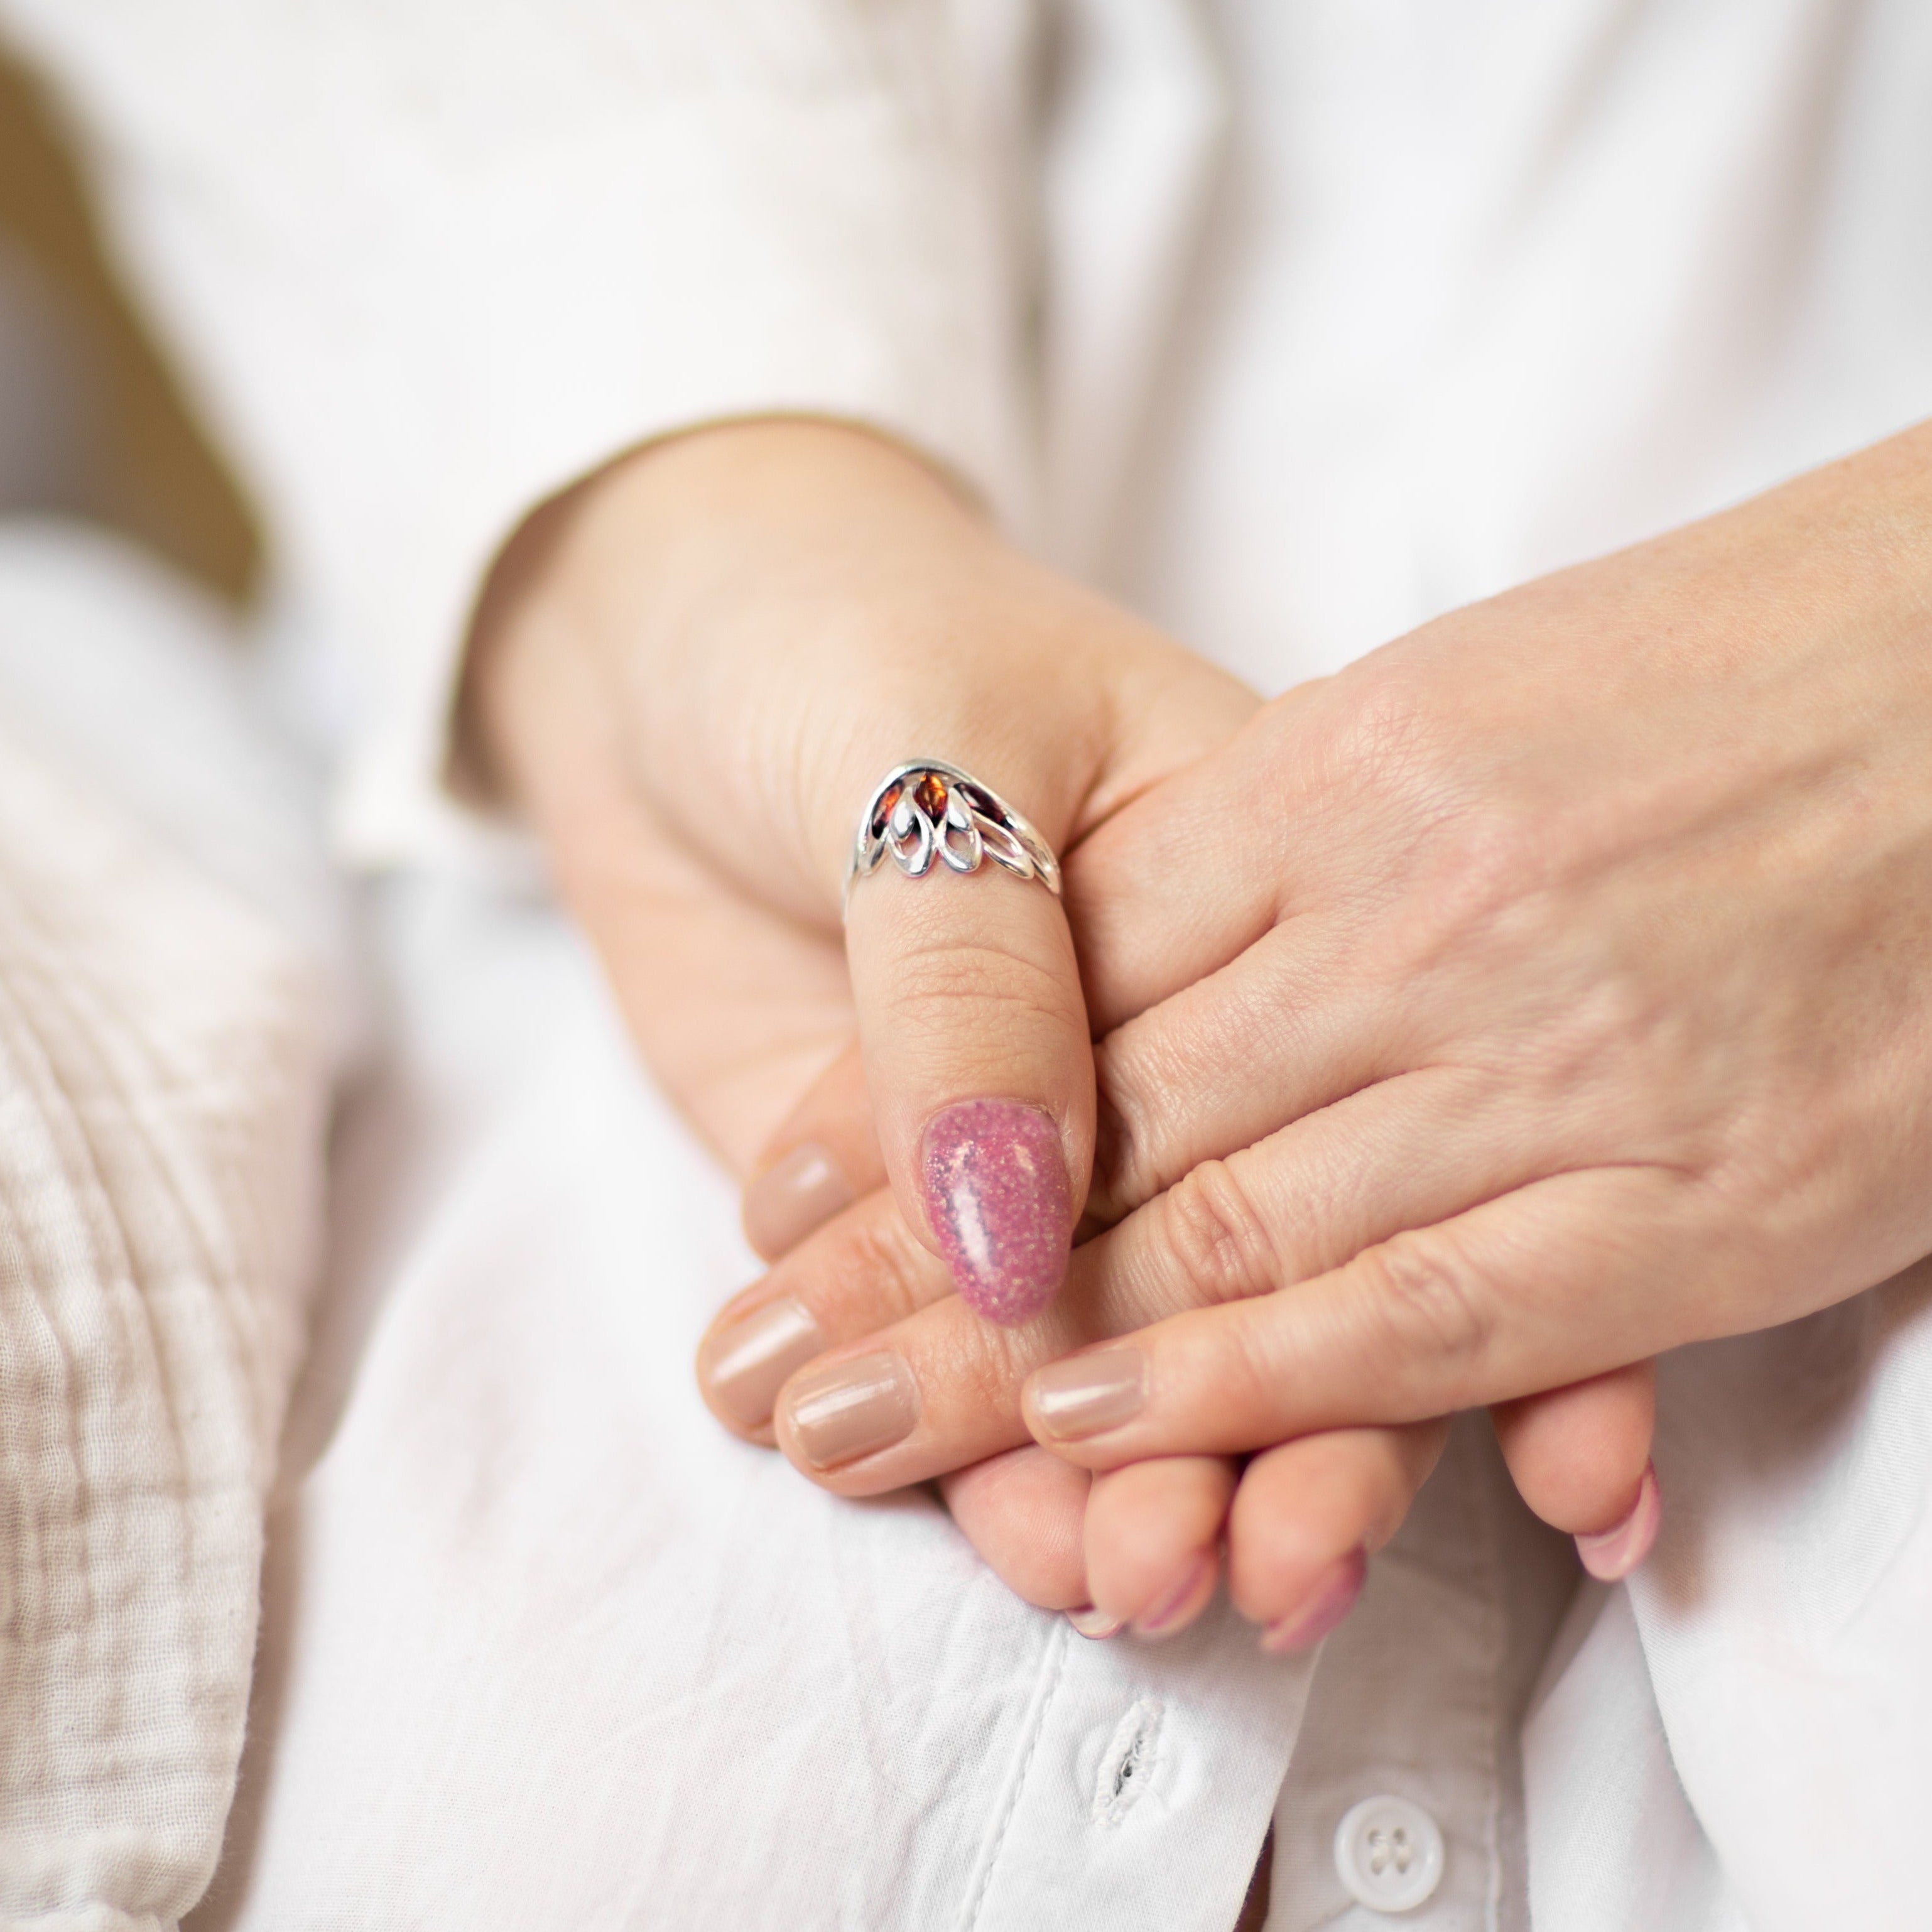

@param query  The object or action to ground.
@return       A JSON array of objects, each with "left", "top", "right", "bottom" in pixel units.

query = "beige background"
[{"left": 0, "top": 46, "right": 256, "bottom": 602}]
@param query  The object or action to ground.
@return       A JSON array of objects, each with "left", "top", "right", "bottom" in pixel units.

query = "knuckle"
[
  {"left": 1148, "top": 1159, "right": 1281, "bottom": 1311},
  {"left": 829, "top": 1208, "right": 947, "bottom": 1323},
  {"left": 946, "top": 1320, "right": 1033, "bottom": 1423},
  {"left": 1090, "top": 1054, "right": 1162, "bottom": 1218},
  {"left": 1313, "top": 666, "right": 1467, "bottom": 834},
  {"left": 1354, "top": 1227, "right": 1495, "bottom": 1382},
  {"left": 1310, "top": 676, "right": 1563, "bottom": 960}
]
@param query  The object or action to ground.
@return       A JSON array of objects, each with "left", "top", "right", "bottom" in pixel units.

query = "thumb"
[{"left": 845, "top": 764, "right": 1092, "bottom": 1326}]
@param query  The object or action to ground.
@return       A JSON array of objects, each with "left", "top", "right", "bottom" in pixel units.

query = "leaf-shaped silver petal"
[
  {"left": 889, "top": 805, "right": 936, "bottom": 877},
  {"left": 938, "top": 812, "right": 984, "bottom": 872},
  {"left": 975, "top": 816, "right": 1036, "bottom": 880}
]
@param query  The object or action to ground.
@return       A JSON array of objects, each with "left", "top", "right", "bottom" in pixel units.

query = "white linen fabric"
[
  {"left": 0, "top": 1, "right": 1928, "bottom": 1926},
  {"left": 0, "top": 0, "right": 1045, "bottom": 874},
  {"left": 185, "top": 878, "right": 1316, "bottom": 1932},
  {"left": 0, "top": 526, "right": 339, "bottom": 1929}
]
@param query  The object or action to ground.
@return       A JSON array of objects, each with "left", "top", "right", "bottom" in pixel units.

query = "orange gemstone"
[{"left": 913, "top": 771, "right": 948, "bottom": 819}]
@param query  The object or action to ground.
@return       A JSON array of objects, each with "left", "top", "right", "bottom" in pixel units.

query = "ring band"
[{"left": 845, "top": 761, "right": 1061, "bottom": 913}]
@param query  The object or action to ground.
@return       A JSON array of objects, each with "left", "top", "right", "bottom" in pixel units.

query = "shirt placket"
[{"left": 958, "top": 1593, "right": 1318, "bottom": 1932}]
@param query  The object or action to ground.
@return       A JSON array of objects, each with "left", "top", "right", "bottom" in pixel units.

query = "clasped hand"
[{"left": 472, "top": 418, "right": 1932, "bottom": 1644}]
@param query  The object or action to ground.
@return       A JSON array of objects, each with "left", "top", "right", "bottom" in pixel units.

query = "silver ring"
[{"left": 845, "top": 761, "right": 1061, "bottom": 914}]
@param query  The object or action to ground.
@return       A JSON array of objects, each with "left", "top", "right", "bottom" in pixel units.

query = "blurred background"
[{"left": 0, "top": 45, "right": 255, "bottom": 605}]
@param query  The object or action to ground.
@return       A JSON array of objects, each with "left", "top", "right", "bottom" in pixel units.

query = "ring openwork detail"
[{"left": 846, "top": 761, "right": 1061, "bottom": 911}]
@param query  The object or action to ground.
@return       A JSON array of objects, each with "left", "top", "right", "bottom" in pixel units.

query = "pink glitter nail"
[{"left": 921, "top": 1100, "right": 1072, "bottom": 1325}]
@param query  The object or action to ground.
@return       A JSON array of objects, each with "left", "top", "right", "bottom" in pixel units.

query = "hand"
[
  {"left": 1004, "top": 423, "right": 1932, "bottom": 1495},
  {"left": 472, "top": 420, "right": 1622, "bottom": 1632},
  {"left": 469, "top": 418, "right": 1256, "bottom": 1266},
  {"left": 470, "top": 418, "right": 1653, "bottom": 1635},
  {"left": 712, "top": 1023, "right": 1651, "bottom": 1636},
  {"left": 721, "top": 425, "right": 1932, "bottom": 1634},
  {"left": 466, "top": 418, "right": 1276, "bottom": 1615}
]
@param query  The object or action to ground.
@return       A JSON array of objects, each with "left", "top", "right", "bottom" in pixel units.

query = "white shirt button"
[{"left": 1333, "top": 1794, "right": 1445, "bottom": 1913}]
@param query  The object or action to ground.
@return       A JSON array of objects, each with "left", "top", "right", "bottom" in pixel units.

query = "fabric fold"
[
  {"left": 0, "top": 0, "right": 1047, "bottom": 876},
  {"left": 0, "top": 531, "right": 335, "bottom": 1928}
]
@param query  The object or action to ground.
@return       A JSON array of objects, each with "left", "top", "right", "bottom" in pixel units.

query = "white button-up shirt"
[{"left": 1, "top": 2, "right": 1928, "bottom": 1925}]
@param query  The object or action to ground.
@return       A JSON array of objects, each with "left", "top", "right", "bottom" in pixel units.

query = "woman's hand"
[
  {"left": 469, "top": 419, "right": 1252, "bottom": 1288},
  {"left": 730, "top": 423, "right": 1932, "bottom": 1637},
  {"left": 1004, "top": 421, "right": 1932, "bottom": 1479},
  {"left": 466, "top": 418, "right": 1276, "bottom": 1616},
  {"left": 470, "top": 417, "right": 1658, "bottom": 1633},
  {"left": 713, "top": 1069, "right": 1652, "bottom": 1634}
]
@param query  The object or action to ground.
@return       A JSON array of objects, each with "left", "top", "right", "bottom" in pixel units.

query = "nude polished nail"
[
  {"left": 1133, "top": 1552, "right": 1215, "bottom": 1639},
  {"left": 741, "top": 1143, "right": 857, "bottom": 1260},
  {"left": 1261, "top": 1546, "right": 1366, "bottom": 1655},
  {"left": 1575, "top": 1461, "right": 1661, "bottom": 1582},
  {"left": 922, "top": 1100, "right": 1072, "bottom": 1326},
  {"left": 1026, "top": 1349, "right": 1147, "bottom": 1441},
  {"left": 1066, "top": 1605, "right": 1124, "bottom": 1641},
  {"left": 783, "top": 1352, "right": 920, "bottom": 1470},
  {"left": 697, "top": 1297, "right": 827, "bottom": 1430}
]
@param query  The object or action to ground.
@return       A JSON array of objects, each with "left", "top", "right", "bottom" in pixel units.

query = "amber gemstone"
[{"left": 912, "top": 771, "right": 948, "bottom": 820}]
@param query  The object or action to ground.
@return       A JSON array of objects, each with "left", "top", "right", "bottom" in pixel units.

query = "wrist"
[
  {"left": 467, "top": 418, "right": 1142, "bottom": 904},
  {"left": 461, "top": 418, "right": 1007, "bottom": 822}
]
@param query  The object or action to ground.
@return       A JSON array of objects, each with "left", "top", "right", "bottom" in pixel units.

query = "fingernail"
[
  {"left": 1575, "top": 1460, "right": 1661, "bottom": 1582},
  {"left": 1026, "top": 1348, "right": 1147, "bottom": 1442},
  {"left": 697, "top": 1296, "right": 827, "bottom": 1430},
  {"left": 783, "top": 1351, "right": 920, "bottom": 1470},
  {"left": 1260, "top": 1546, "right": 1366, "bottom": 1654},
  {"left": 1066, "top": 1605, "right": 1124, "bottom": 1641},
  {"left": 742, "top": 1143, "right": 857, "bottom": 1259},
  {"left": 922, "top": 1100, "right": 1072, "bottom": 1326},
  {"left": 1133, "top": 1551, "right": 1215, "bottom": 1639}
]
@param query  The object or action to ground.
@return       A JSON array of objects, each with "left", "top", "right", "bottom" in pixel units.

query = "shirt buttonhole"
[{"left": 1091, "top": 1698, "right": 1164, "bottom": 1827}]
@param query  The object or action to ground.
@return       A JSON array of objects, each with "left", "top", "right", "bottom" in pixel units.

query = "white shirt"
[{"left": 1, "top": 2, "right": 1929, "bottom": 1926}]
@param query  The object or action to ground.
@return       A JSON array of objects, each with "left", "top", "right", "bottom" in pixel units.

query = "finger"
[
  {"left": 766, "top": 1235, "right": 1149, "bottom": 1489},
  {"left": 1063, "top": 679, "right": 1338, "bottom": 1033},
  {"left": 1082, "top": 1456, "right": 1235, "bottom": 1637},
  {"left": 697, "top": 1186, "right": 954, "bottom": 1443},
  {"left": 1228, "top": 1421, "right": 1448, "bottom": 1648},
  {"left": 1088, "top": 913, "right": 1396, "bottom": 1220},
  {"left": 1021, "top": 1165, "right": 1720, "bottom": 1465},
  {"left": 1490, "top": 1362, "right": 1661, "bottom": 1578},
  {"left": 578, "top": 428, "right": 1121, "bottom": 1322},
  {"left": 764, "top": 1066, "right": 1571, "bottom": 1494},
  {"left": 847, "top": 833, "right": 1093, "bottom": 1325},
  {"left": 1087, "top": 1060, "right": 1582, "bottom": 1333},
  {"left": 938, "top": 1446, "right": 1091, "bottom": 1612},
  {"left": 741, "top": 1041, "right": 887, "bottom": 1260},
  {"left": 1573, "top": 1459, "right": 1662, "bottom": 1581}
]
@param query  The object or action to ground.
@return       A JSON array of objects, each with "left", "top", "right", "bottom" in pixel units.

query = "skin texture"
[
  {"left": 470, "top": 420, "right": 1499, "bottom": 1624},
  {"left": 467, "top": 416, "right": 1932, "bottom": 1636},
  {"left": 469, "top": 421, "right": 1276, "bottom": 1615},
  {"left": 1004, "top": 421, "right": 1932, "bottom": 1473},
  {"left": 756, "top": 423, "right": 1932, "bottom": 1625}
]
